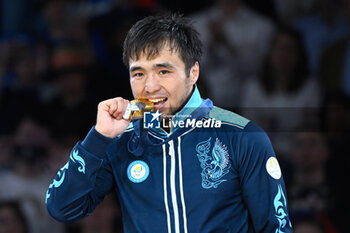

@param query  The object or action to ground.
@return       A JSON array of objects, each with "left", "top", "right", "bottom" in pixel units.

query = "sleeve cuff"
[{"left": 81, "top": 126, "right": 113, "bottom": 157}]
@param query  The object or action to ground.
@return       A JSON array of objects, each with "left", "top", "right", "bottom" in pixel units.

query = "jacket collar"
[
  {"left": 148, "top": 84, "right": 203, "bottom": 137},
  {"left": 132, "top": 85, "right": 213, "bottom": 138},
  {"left": 125, "top": 86, "right": 213, "bottom": 156}
]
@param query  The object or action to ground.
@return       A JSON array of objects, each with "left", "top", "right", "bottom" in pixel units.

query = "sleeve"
[
  {"left": 237, "top": 122, "right": 292, "bottom": 233},
  {"left": 45, "top": 127, "right": 115, "bottom": 223}
]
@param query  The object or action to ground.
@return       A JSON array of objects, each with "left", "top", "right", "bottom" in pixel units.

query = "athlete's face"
[{"left": 129, "top": 45, "right": 199, "bottom": 116}]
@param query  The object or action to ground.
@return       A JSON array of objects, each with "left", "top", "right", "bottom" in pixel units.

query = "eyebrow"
[
  {"left": 129, "top": 66, "right": 144, "bottom": 73},
  {"left": 153, "top": 62, "right": 174, "bottom": 69},
  {"left": 129, "top": 62, "right": 175, "bottom": 73}
]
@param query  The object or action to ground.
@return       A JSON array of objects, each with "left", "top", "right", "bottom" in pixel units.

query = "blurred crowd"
[{"left": 0, "top": 0, "right": 349, "bottom": 232}]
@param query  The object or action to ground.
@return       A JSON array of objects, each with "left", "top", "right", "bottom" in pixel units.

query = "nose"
[{"left": 145, "top": 73, "right": 161, "bottom": 94}]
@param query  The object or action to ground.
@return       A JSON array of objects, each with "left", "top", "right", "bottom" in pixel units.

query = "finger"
[
  {"left": 97, "top": 99, "right": 111, "bottom": 112},
  {"left": 98, "top": 98, "right": 117, "bottom": 115},
  {"left": 108, "top": 100, "right": 118, "bottom": 116},
  {"left": 120, "top": 99, "right": 130, "bottom": 120},
  {"left": 122, "top": 102, "right": 132, "bottom": 120},
  {"left": 111, "top": 98, "right": 125, "bottom": 119},
  {"left": 107, "top": 97, "right": 123, "bottom": 116},
  {"left": 115, "top": 99, "right": 129, "bottom": 120}
]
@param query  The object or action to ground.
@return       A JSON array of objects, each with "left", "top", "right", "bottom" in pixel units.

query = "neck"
[
  {"left": 160, "top": 85, "right": 195, "bottom": 133},
  {"left": 176, "top": 85, "right": 194, "bottom": 113}
]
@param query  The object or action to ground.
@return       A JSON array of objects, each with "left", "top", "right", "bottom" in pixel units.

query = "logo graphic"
[
  {"left": 143, "top": 110, "right": 222, "bottom": 129},
  {"left": 127, "top": 160, "right": 150, "bottom": 183},
  {"left": 195, "top": 137, "right": 231, "bottom": 189},
  {"left": 46, "top": 161, "right": 68, "bottom": 203},
  {"left": 266, "top": 157, "right": 281, "bottom": 180},
  {"left": 45, "top": 149, "right": 86, "bottom": 203},
  {"left": 143, "top": 111, "right": 161, "bottom": 129},
  {"left": 71, "top": 149, "right": 86, "bottom": 174},
  {"left": 274, "top": 184, "right": 292, "bottom": 232}
]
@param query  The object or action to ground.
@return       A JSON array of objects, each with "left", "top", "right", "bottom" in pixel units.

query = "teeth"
[{"left": 148, "top": 98, "right": 166, "bottom": 103}]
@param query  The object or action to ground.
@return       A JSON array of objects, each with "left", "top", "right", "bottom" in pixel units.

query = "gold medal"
[{"left": 123, "top": 99, "right": 155, "bottom": 120}]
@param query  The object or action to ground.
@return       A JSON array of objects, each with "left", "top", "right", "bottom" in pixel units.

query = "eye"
[
  {"left": 159, "top": 70, "right": 170, "bottom": 75},
  {"left": 132, "top": 72, "right": 144, "bottom": 78}
]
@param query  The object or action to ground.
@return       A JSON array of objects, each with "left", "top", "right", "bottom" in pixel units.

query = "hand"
[{"left": 95, "top": 97, "right": 131, "bottom": 138}]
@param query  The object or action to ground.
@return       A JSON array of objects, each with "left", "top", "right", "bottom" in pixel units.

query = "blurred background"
[{"left": 0, "top": 0, "right": 349, "bottom": 232}]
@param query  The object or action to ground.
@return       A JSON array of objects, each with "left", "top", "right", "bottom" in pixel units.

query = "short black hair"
[{"left": 123, "top": 13, "right": 202, "bottom": 76}]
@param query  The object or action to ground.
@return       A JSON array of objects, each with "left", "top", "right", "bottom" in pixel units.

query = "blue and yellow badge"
[{"left": 127, "top": 160, "right": 150, "bottom": 183}]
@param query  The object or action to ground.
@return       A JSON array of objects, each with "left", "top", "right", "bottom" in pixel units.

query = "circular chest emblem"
[
  {"left": 127, "top": 160, "right": 150, "bottom": 183},
  {"left": 266, "top": 156, "right": 281, "bottom": 180}
]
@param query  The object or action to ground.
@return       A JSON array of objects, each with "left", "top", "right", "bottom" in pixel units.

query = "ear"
[{"left": 189, "top": 62, "right": 199, "bottom": 85}]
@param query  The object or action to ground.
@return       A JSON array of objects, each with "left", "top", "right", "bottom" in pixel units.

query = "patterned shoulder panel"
[{"left": 208, "top": 107, "right": 250, "bottom": 129}]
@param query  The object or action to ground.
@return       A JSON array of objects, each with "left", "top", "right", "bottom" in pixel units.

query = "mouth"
[{"left": 148, "top": 97, "right": 168, "bottom": 110}]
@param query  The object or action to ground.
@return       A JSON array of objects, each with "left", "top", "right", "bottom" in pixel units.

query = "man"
[{"left": 46, "top": 14, "right": 292, "bottom": 233}]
